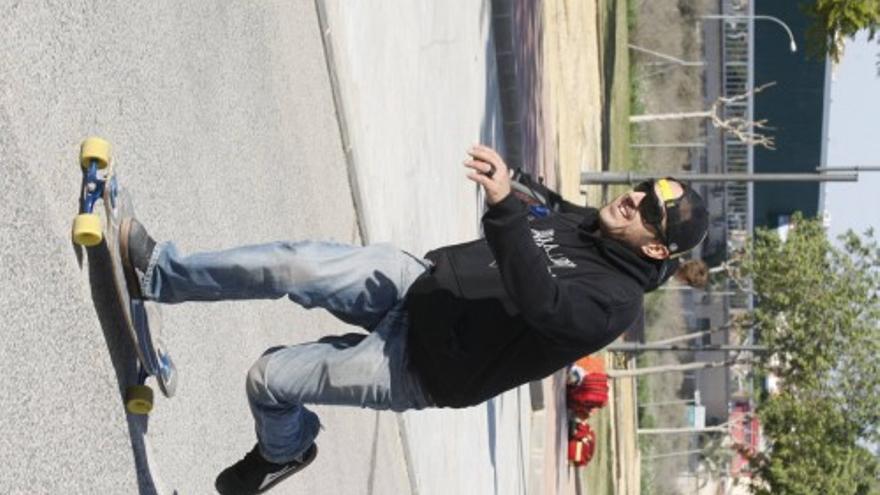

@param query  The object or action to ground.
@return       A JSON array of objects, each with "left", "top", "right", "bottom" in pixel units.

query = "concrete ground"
[
  {"left": 0, "top": 2, "right": 373, "bottom": 493},
  {"left": 321, "top": 2, "right": 534, "bottom": 494},
  {"left": 0, "top": 1, "right": 535, "bottom": 494}
]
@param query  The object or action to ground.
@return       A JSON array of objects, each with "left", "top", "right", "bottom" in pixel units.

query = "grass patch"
[
  {"left": 637, "top": 354, "right": 656, "bottom": 495},
  {"left": 637, "top": 287, "right": 666, "bottom": 495},
  {"left": 599, "top": 0, "right": 643, "bottom": 203},
  {"left": 583, "top": 1, "right": 635, "bottom": 493},
  {"left": 582, "top": 400, "right": 615, "bottom": 495},
  {"left": 627, "top": 55, "right": 646, "bottom": 175},
  {"left": 639, "top": 290, "right": 694, "bottom": 495},
  {"left": 599, "top": 0, "right": 631, "bottom": 173}
]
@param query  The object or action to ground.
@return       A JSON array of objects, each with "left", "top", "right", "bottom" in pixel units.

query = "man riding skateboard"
[{"left": 120, "top": 144, "right": 708, "bottom": 494}]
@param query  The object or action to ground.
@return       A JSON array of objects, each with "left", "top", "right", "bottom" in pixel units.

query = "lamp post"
[
  {"left": 701, "top": 14, "right": 798, "bottom": 53},
  {"left": 580, "top": 171, "right": 858, "bottom": 184}
]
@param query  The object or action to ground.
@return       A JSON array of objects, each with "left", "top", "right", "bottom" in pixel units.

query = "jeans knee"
[{"left": 246, "top": 353, "right": 275, "bottom": 406}]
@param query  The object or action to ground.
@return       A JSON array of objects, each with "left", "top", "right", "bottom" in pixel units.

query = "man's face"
[{"left": 597, "top": 180, "right": 684, "bottom": 260}]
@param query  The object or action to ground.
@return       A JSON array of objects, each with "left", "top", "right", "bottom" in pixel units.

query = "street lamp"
[{"left": 701, "top": 14, "right": 798, "bottom": 53}]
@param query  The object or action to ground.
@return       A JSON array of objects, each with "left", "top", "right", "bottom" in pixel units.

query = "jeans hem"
[{"left": 142, "top": 241, "right": 165, "bottom": 299}]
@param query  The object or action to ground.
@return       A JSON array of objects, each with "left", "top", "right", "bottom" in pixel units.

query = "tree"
[
  {"left": 747, "top": 391, "right": 879, "bottom": 495},
  {"left": 741, "top": 214, "right": 880, "bottom": 493},
  {"left": 630, "top": 83, "right": 777, "bottom": 149},
  {"left": 803, "top": 0, "right": 880, "bottom": 63}
]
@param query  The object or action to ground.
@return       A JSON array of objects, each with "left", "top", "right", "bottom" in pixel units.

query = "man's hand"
[{"left": 465, "top": 144, "right": 511, "bottom": 206}]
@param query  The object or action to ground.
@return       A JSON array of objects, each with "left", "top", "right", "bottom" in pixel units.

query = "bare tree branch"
[
  {"left": 709, "top": 83, "right": 777, "bottom": 149},
  {"left": 631, "top": 82, "right": 778, "bottom": 149}
]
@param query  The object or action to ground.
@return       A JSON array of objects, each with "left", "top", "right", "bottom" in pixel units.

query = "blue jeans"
[{"left": 143, "top": 241, "right": 435, "bottom": 463}]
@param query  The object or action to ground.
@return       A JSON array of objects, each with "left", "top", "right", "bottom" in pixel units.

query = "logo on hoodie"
[
  {"left": 531, "top": 229, "right": 577, "bottom": 275},
  {"left": 490, "top": 228, "right": 577, "bottom": 277}
]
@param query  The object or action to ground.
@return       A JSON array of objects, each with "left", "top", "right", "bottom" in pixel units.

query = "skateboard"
[{"left": 71, "top": 137, "right": 177, "bottom": 415}]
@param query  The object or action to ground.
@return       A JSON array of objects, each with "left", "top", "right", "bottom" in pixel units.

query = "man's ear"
[{"left": 640, "top": 241, "right": 670, "bottom": 261}]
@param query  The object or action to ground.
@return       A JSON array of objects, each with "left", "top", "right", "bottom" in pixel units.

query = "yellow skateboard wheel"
[
  {"left": 125, "top": 385, "right": 154, "bottom": 415},
  {"left": 71, "top": 213, "right": 103, "bottom": 247},
  {"left": 80, "top": 137, "right": 111, "bottom": 169}
]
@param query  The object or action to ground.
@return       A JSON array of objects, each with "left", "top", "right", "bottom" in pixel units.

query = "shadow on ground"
[{"left": 81, "top": 242, "right": 168, "bottom": 495}]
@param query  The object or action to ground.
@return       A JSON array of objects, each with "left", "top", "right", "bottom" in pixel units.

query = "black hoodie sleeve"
[{"left": 482, "top": 194, "right": 627, "bottom": 344}]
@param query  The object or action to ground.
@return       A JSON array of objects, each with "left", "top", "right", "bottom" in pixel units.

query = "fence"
[{"left": 718, "top": 0, "right": 754, "bottom": 310}]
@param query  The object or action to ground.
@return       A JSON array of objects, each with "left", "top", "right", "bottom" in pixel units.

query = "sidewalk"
[
  {"left": 320, "top": 1, "right": 530, "bottom": 494},
  {"left": 320, "top": 0, "right": 606, "bottom": 493},
  {"left": 492, "top": 1, "right": 606, "bottom": 494}
]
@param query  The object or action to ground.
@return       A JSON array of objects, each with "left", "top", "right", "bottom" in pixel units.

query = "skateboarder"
[{"left": 121, "top": 145, "right": 708, "bottom": 494}]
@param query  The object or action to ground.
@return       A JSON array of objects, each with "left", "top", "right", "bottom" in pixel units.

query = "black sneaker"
[
  {"left": 215, "top": 443, "right": 318, "bottom": 494},
  {"left": 120, "top": 217, "right": 157, "bottom": 299}
]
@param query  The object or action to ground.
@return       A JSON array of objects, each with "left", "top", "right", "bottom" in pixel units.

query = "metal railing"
[
  {"left": 720, "top": 0, "right": 752, "bottom": 245},
  {"left": 719, "top": 0, "right": 754, "bottom": 310}
]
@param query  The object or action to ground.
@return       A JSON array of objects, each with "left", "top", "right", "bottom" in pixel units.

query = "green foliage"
[
  {"left": 803, "top": 0, "right": 880, "bottom": 62},
  {"left": 748, "top": 392, "right": 879, "bottom": 495},
  {"left": 626, "top": 0, "right": 639, "bottom": 34},
  {"left": 746, "top": 216, "right": 837, "bottom": 386},
  {"left": 742, "top": 213, "right": 880, "bottom": 493}
]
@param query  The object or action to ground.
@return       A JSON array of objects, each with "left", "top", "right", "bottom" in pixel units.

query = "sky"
[
  {"left": 815, "top": 33, "right": 879, "bottom": 457},
  {"left": 823, "top": 31, "right": 880, "bottom": 241}
]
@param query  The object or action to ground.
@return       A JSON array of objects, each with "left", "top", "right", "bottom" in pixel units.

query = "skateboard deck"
[{"left": 72, "top": 137, "right": 177, "bottom": 415}]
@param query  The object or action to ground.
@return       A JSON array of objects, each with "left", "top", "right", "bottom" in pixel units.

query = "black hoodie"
[{"left": 405, "top": 194, "right": 659, "bottom": 408}]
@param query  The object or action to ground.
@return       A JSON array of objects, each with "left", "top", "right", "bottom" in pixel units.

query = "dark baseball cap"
[{"left": 635, "top": 178, "right": 709, "bottom": 257}]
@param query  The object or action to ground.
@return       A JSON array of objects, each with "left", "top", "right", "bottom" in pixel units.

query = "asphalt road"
[
  {"left": 1, "top": 1, "right": 375, "bottom": 493},
  {"left": 1, "top": 1, "right": 530, "bottom": 494}
]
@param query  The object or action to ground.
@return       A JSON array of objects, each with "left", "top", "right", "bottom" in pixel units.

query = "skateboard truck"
[{"left": 73, "top": 139, "right": 113, "bottom": 248}]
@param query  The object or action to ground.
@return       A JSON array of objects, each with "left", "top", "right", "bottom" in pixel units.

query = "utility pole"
[
  {"left": 639, "top": 398, "right": 696, "bottom": 408},
  {"left": 650, "top": 329, "right": 723, "bottom": 346},
  {"left": 628, "top": 43, "right": 705, "bottom": 67},
  {"left": 815, "top": 166, "right": 880, "bottom": 172},
  {"left": 630, "top": 142, "right": 707, "bottom": 148},
  {"left": 589, "top": 171, "right": 858, "bottom": 202},
  {"left": 643, "top": 449, "right": 704, "bottom": 461},
  {"left": 607, "top": 343, "right": 767, "bottom": 353},
  {"left": 658, "top": 286, "right": 738, "bottom": 297},
  {"left": 607, "top": 360, "right": 740, "bottom": 378},
  {"left": 581, "top": 171, "right": 858, "bottom": 185},
  {"left": 638, "top": 426, "right": 727, "bottom": 434}
]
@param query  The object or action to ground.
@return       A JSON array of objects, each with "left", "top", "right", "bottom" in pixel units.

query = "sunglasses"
[{"left": 633, "top": 179, "right": 676, "bottom": 243}]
